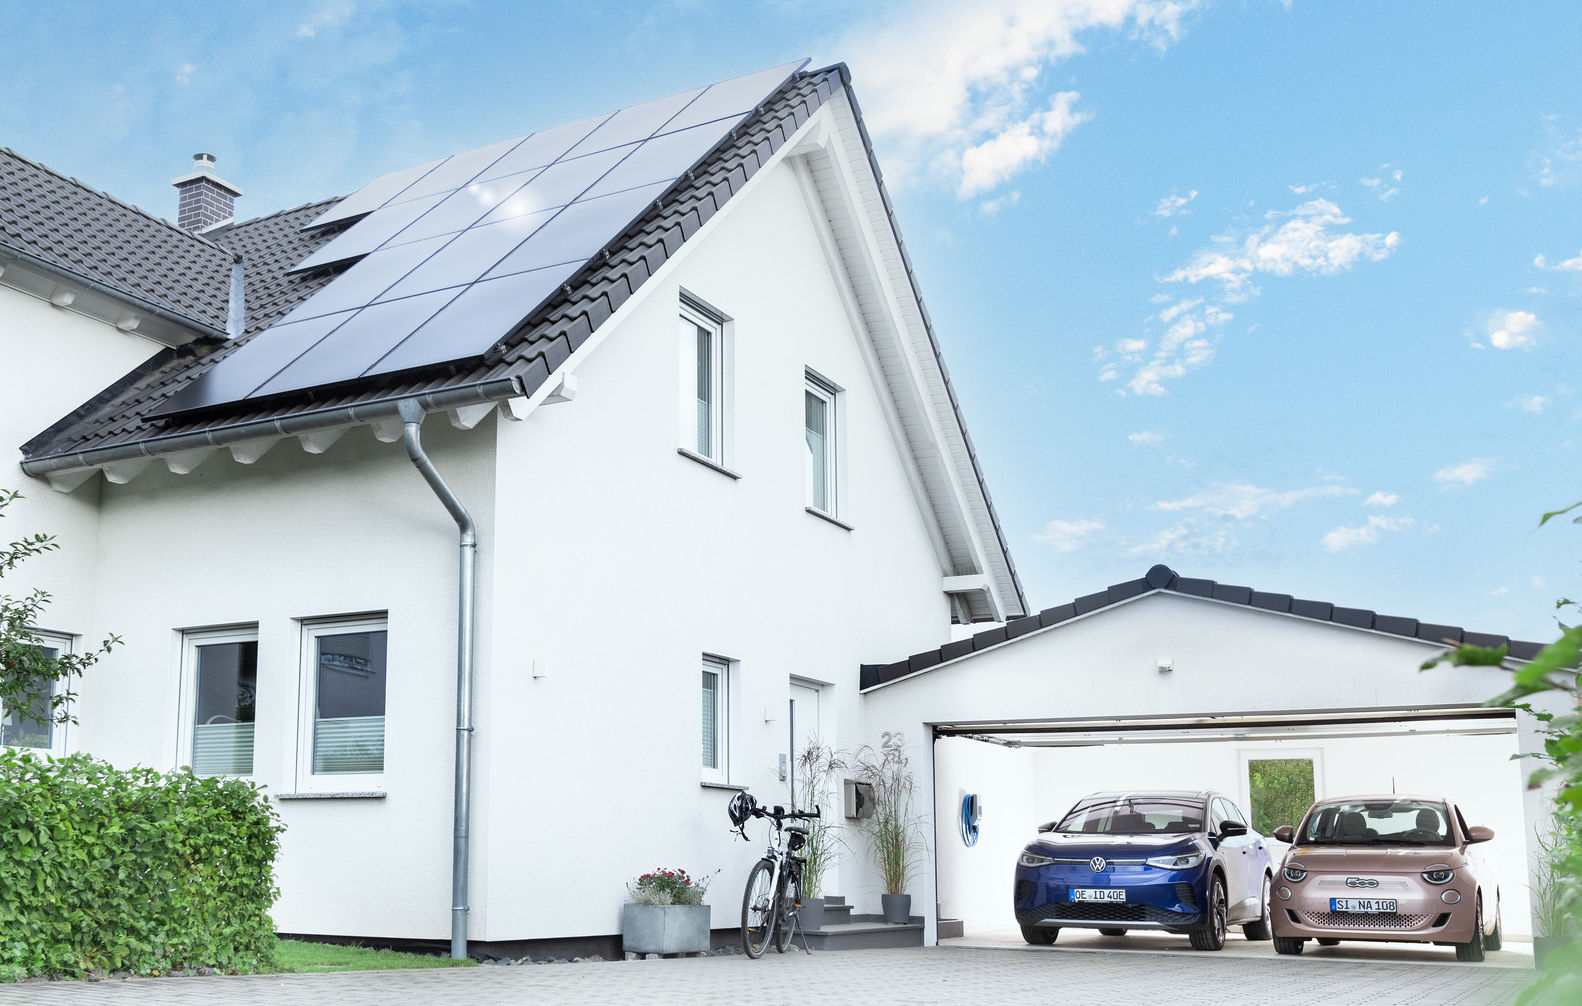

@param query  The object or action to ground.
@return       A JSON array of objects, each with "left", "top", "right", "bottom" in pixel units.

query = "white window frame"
[
  {"left": 804, "top": 370, "right": 841, "bottom": 517},
  {"left": 1, "top": 629, "right": 72, "bottom": 756},
  {"left": 678, "top": 293, "right": 734, "bottom": 470},
  {"left": 177, "top": 625, "right": 259, "bottom": 777},
  {"left": 701, "top": 654, "right": 733, "bottom": 785},
  {"left": 296, "top": 615, "right": 389, "bottom": 792}
]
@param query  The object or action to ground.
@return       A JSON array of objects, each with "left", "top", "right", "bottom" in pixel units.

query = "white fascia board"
[{"left": 0, "top": 246, "right": 218, "bottom": 347}]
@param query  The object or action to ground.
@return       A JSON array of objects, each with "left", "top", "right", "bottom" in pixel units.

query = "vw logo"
[
  {"left": 1346, "top": 877, "right": 1378, "bottom": 888},
  {"left": 1089, "top": 857, "right": 1107, "bottom": 873}
]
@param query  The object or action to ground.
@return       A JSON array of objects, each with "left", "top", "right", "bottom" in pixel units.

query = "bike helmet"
[{"left": 728, "top": 791, "right": 758, "bottom": 828}]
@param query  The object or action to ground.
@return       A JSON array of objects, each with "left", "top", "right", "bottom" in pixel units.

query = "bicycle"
[{"left": 728, "top": 791, "right": 820, "bottom": 958}]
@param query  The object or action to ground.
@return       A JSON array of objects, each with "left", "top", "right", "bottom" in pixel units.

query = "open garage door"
[{"left": 931, "top": 705, "right": 1529, "bottom": 942}]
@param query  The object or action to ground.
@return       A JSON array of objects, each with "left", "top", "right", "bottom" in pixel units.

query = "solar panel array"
[{"left": 157, "top": 60, "right": 807, "bottom": 417}]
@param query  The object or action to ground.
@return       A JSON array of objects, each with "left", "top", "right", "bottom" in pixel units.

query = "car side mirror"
[
  {"left": 1272, "top": 826, "right": 1294, "bottom": 843},
  {"left": 1467, "top": 825, "right": 1494, "bottom": 844},
  {"left": 1037, "top": 820, "right": 1058, "bottom": 833},
  {"left": 1219, "top": 821, "right": 1248, "bottom": 838}
]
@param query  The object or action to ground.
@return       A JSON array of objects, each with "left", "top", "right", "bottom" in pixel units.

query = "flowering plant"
[{"left": 627, "top": 867, "right": 715, "bottom": 906}]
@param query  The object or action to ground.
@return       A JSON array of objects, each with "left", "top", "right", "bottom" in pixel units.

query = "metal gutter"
[
  {"left": 0, "top": 241, "right": 228, "bottom": 340},
  {"left": 395, "top": 399, "right": 478, "bottom": 961},
  {"left": 19, "top": 376, "right": 524, "bottom": 478}
]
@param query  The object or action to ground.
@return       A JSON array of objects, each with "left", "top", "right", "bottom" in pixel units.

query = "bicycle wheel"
[
  {"left": 741, "top": 859, "right": 776, "bottom": 958},
  {"left": 775, "top": 867, "right": 803, "bottom": 954}
]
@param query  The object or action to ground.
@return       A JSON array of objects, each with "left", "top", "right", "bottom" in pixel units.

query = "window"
[
  {"left": 701, "top": 655, "right": 731, "bottom": 784},
  {"left": 299, "top": 617, "right": 388, "bottom": 787},
  {"left": 1, "top": 631, "right": 71, "bottom": 754},
  {"left": 179, "top": 627, "right": 259, "bottom": 776},
  {"left": 680, "top": 297, "right": 727, "bottom": 464},
  {"left": 804, "top": 372, "right": 839, "bottom": 515}
]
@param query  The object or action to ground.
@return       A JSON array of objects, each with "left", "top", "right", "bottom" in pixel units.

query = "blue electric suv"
[{"left": 1013, "top": 790, "right": 1274, "bottom": 950}]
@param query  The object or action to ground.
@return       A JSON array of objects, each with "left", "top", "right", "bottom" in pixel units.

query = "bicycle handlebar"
[{"left": 755, "top": 803, "right": 820, "bottom": 821}]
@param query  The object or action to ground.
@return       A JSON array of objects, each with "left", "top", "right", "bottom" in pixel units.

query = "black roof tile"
[{"left": 859, "top": 564, "right": 1545, "bottom": 690}]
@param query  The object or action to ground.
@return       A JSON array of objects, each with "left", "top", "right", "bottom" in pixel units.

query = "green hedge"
[{"left": 0, "top": 749, "right": 283, "bottom": 980}]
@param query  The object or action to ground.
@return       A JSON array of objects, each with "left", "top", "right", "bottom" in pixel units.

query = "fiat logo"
[
  {"left": 1346, "top": 877, "right": 1378, "bottom": 888},
  {"left": 1089, "top": 857, "right": 1107, "bottom": 872}
]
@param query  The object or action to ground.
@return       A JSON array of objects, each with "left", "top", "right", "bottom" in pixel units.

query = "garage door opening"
[{"left": 931, "top": 706, "right": 1529, "bottom": 943}]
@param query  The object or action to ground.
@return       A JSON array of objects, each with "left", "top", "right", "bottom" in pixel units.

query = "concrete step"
[
  {"left": 937, "top": 917, "right": 964, "bottom": 939},
  {"left": 802, "top": 917, "right": 924, "bottom": 952}
]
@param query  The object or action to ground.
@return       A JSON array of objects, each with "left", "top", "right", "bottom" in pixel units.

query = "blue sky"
[{"left": 3, "top": 1, "right": 1577, "bottom": 644}]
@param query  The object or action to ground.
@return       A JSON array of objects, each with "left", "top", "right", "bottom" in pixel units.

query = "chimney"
[{"left": 171, "top": 153, "right": 243, "bottom": 232}]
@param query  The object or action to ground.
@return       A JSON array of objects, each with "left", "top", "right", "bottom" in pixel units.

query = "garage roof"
[{"left": 861, "top": 563, "right": 1546, "bottom": 691}]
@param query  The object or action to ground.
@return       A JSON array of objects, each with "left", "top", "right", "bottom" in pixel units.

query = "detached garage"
[{"left": 858, "top": 565, "right": 1558, "bottom": 946}]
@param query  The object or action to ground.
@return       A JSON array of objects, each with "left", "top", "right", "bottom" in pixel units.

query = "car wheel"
[
  {"left": 1020, "top": 924, "right": 1058, "bottom": 945},
  {"left": 1189, "top": 875, "right": 1227, "bottom": 951},
  {"left": 1484, "top": 898, "right": 1503, "bottom": 951},
  {"left": 1098, "top": 928, "right": 1127, "bottom": 937},
  {"left": 1316, "top": 938, "right": 1341, "bottom": 947},
  {"left": 1455, "top": 895, "right": 1486, "bottom": 962},
  {"left": 1274, "top": 936, "right": 1305, "bottom": 956},
  {"left": 1242, "top": 874, "right": 1273, "bottom": 941}
]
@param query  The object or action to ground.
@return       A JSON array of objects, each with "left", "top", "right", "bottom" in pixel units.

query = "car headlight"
[
  {"left": 1421, "top": 866, "right": 1455, "bottom": 885},
  {"left": 1144, "top": 852, "right": 1204, "bottom": 870},
  {"left": 1283, "top": 864, "right": 1307, "bottom": 883},
  {"left": 1019, "top": 851, "right": 1055, "bottom": 868}
]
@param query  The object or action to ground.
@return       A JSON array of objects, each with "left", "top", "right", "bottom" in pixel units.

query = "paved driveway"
[{"left": 0, "top": 944, "right": 1533, "bottom": 1005}]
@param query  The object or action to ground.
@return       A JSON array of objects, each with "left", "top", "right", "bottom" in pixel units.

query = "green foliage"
[
  {"left": 0, "top": 749, "right": 284, "bottom": 980},
  {"left": 853, "top": 731, "right": 927, "bottom": 896},
  {"left": 1422, "top": 500, "right": 1582, "bottom": 1003},
  {"left": 627, "top": 867, "right": 713, "bottom": 906},
  {"left": 275, "top": 938, "right": 475, "bottom": 972},
  {"left": 792, "top": 737, "right": 846, "bottom": 897},
  {"left": 1247, "top": 758, "right": 1315, "bottom": 836},
  {"left": 0, "top": 488, "right": 119, "bottom": 732}
]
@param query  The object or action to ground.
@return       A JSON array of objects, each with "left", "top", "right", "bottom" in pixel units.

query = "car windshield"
[
  {"left": 1299, "top": 800, "right": 1452, "bottom": 846},
  {"left": 1054, "top": 796, "right": 1204, "bottom": 835}
]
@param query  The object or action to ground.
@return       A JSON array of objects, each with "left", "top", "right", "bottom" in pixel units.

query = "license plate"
[
  {"left": 1330, "top": 898, "right": 1397, "bottom": 913},
  {"left": 1071, "top": 888, "right": 1126, "bottom": 903}
]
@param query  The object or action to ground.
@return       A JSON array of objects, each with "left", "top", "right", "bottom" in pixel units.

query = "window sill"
[
  {"left": 274, "top": 791, "right": 387, "bottom": 801},
  {"left": 805, "top": 507, "right": 853, "bottom": 531},
  {"left": 701, "top": 781, "right": 747, "bottom": 792},
  {"left": 677, "top": 447, "right": 741, "bottom": 480}
]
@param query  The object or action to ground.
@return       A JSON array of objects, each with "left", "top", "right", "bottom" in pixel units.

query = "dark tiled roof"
[
  {"left": 860, "top": 563, "right": 1547, "bottom": 690},
  {"left": 0, "top": 147, "right": 232, "bottom": 329}
]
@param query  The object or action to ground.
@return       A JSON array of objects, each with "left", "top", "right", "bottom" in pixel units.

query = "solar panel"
[{"left": 157, "top": 58, "right": 809, "bottom": 420}]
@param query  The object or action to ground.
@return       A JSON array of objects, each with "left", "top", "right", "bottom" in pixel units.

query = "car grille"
[
  {"left": 1016, "top": 902, "right": 1195, "bottom": 925},
  {"left": 1174, "top": 882, "right": 1198, "bottom": 912},
  {"left": 1302, "top": 911, "right": 1430, "bottom": 930},
  {"left": 1015, "top": 880, "right": 1032, "bottom": 903}
]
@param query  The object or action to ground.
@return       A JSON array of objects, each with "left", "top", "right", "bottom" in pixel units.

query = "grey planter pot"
[
  {"left": 881, "top": 893, "right": 911, "bottom": 925},
  {"left": 1534, "top": 936, "right": 1564, "bottom": 969},
  {"left": 621, "top": 903, "right": 711, "bottom": 955},
  {"left": 800, "top": 896, "right": 826, "bottom": 932}
]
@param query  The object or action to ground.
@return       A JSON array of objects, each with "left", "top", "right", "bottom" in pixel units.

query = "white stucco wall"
[
  {"left": 479, "top": 156, "right": 953, "bottom": 941},
  {"left": 866, "top": 590, "right": 1563, "bottom": 943}
]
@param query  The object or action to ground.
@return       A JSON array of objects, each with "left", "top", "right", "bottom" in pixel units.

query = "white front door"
[{"left": 788, "top": 681, "right": 822, "bottom": 810}]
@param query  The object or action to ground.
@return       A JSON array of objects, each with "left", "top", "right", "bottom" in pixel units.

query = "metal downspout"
[{"left": 397, "top": 399, "right": 476, "bottom": 960}]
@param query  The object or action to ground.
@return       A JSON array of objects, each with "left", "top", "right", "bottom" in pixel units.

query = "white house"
[{"left": 1, "top": 61, "right": 1025, "bottom": 956}]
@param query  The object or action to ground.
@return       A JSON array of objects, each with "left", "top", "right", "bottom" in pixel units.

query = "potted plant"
[
  {"left": 1532, "top": 813, "right": 1578, "bottom": 967},
  {"left": 853, "top": 731, "right": 927, "bottom": 925},
  {"left": 620, "top": 867, "right": 714, "bottom": 956},
  {"left": 793, "top": 737, "right": 846, "bottom": 931}
]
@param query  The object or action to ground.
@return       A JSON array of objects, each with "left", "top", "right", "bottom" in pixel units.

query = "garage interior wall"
[{"left": 935, "top": 730, "right": 1531, "bottom": 938}]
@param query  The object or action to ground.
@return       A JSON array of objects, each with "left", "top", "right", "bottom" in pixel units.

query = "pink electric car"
[{"left": 1269, "top": 795, "right": 1501, "bottom": 961}]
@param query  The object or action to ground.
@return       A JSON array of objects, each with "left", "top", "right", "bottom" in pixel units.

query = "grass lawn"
[{"left": 276, "top": 939, "right": 478, "bottom": 973}]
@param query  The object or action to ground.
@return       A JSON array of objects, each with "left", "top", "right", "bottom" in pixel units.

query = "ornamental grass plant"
[
  {"left": 853, "top": 731, "right": 927, "bottom": 896},
  {"left": 793, "top": 737, "right": 846, "bottom": 898}
]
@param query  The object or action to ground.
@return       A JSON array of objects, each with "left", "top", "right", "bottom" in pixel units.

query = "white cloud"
[
  {"left": 1484, "top": 309, "right": 1540, "bottom": 350},
  {"left": 978, "top": 190, "right": 1022, "bottom": 216},
  {"left": 1128, "top": 520, "right": 1232, "bottom": 557},
  {"left": 1534, "top": 123, "right": 1582, "bottom": 187},
  {"left": 1128, "top": 430, "right": 1164, "bottom": 446},
  {"left": 1364, "top": 491, "right": 1399, "bottom": 507},
  {"left": 1115, "top": 337, "right": 1148, "bottom": 360},
  {"left": 1514, "top": 394, "right": 1548, "bottom": 413},
  {"left": 841, "top": 0, "right": 1201, "bottom": 197},
  {"left": 1155, "top": 189, "right": 1198, "bottom": 218},
  {"left": 1157, "top": 297, "right": 1202, "bottom": 323},
  {"left": 958, "top": 91, "right": 1091, "bottom": 197},
  {"left": 175, "top": 62, "right": 198, "bottom": 85},
  {"left": 1163, "top": 199, "right": 1400, "bottom": 298},
  {"left": 1432, "top": 458, "right": 1495, "bottom": 489},
  {"left": 1489, "top": 586, "right": 1509, "bottom": 596},
  {"left": 1289, "top": 182, "right": 1318, "bottom": 195},
  {"left": 1150, "top": 481, "right": 1355, "bottom": 520},
  {"left": 296, "top": 1, "right": 356, "bottom": 38},
  {"left": 1322, "top": 515, "right": 1413, "bottom": 552},
  {"left": 1535, "top": 250, "right": 1582, "bottom": 272},
  {"left": 1034, "top": 517, "right": 1105, "bottom": 551},
  {"left": 1360, "top": 164, "right": 1402, "bottom": 202}
]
